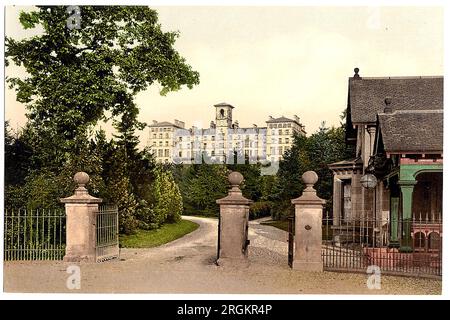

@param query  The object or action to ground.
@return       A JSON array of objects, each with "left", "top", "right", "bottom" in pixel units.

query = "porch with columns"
[{"left": 390, "top": 160, "right": 443, "bottom": 253}]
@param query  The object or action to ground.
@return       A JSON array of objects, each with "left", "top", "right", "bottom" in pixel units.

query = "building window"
[
  {"left": 211, "top": 150, "right": 215, "bottom": 156},
  {"left": 179, "top": 151, "right": 182, "bottom": 157},
  {"left": 151, "top": 128, "right": 154, "bottom": 132},
  {"left": 287, "top": 123, "right": 291, "bottom": 128},
  {"left": 152, "top": 141, "right": 156, "bottom": 146},
  {"left": 153, "top": 134, "right": 156, "bottom": 139},
  {"left": 159, "top": 134, "right": 162, "bottom": 139},
  {"left": 278, "top": 146, "right": 283, "bottom": 155},
  {"left": 164, "top": 149, "right": 169, "bottom": 157},
  {"left": 342, "top": 180, "right": 352, "bottom": 220},
  {"left": 278, "top": 129, "right": 282, "bottom": 135},
  {"left": 179, "top": 137, "right": 182, "bottom": 142},
  {"left": 285, "top": 129, "right": 290, "bottom": 135},
  {"left": 165, "top": 141, "right": 169, "bottom": 146},
  {"left": 278, "top": 124, "right": 282, "bottom": 128},
  {"left": 159, "top": 141, "right": 162, "bottom": 146},
  {"left": 279, "top": 138, "right": 282, "bottom": 144},
  {"left": 165, "top": 133, "right": 169, "bottom": 139},
  {"left": 158, "top": 149, "right": 163, "bottom": 157},
  {"left": 211, "top": 136, "right": 215, "bottom": 141},
  {"left": 285, "top": 138, "right": 289, "bottom": 144}
]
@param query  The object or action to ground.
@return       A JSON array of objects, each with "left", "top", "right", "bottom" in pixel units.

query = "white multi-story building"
[
  {"left": 147, "top": 119, "right": 186, "bottom": 163},
  {"left": 147, "top": 103, "right": 306, "bottom": 166},
  {"left": 266, "top": 115, "right": 306, "bottom": 162}
]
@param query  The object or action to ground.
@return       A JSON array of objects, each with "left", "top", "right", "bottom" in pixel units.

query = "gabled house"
[{"left": 329, "top": 68, "right": 443, "bottom": 252}]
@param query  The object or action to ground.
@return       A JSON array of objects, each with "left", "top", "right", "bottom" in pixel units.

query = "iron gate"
[
  {"left": 4, "top": 208, "right": 66, "bottom": 261},
  {"left": 288, "top": 216, "right": 294, "bottom": 267},
  {"left": 322, "top": 214, "right": 442, "bottom": 278},
  {"left": 95, "top": 205, "right": 119, "bottom": 262}
]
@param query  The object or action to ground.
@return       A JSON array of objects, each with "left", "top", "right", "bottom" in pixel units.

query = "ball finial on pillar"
[
  {"left": 302, "top": 171, "right": 318, "bottom": 188},
  {"left": 228, "top": 171, "right": 244, "bottom": 187},
  {"left": 74, "top": 172, "right": 90, "bottom": 188}
]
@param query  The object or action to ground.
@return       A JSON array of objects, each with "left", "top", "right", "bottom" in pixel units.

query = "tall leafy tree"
[
  {"left": 179, "top": 160, "right": 228, "bottom": 216},
  {"left": 6, "top": 6, "right": 200, "bottom": 169},
  {"left": 4, "top": 121, "right": 33, "bottom": 186},
  {"left": 226, "top": 152, "right": 262, "bottom": 201},
  {"left": 274, "top": 117, "right": 354, "bottom": 219}
]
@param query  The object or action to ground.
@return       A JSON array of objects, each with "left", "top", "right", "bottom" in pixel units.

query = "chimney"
[
  {"left": 152, "top": 120, "right": 158, "bottom": 125},
  {"left": 353, "top": 67, "right": 361, "bottom": 79},
  {"left": 253, "top": 123, "right": 258, "bottom": 128},
  {"left": 294, "top": 115, "right": 300, "bottom": 123},
  {"left": 269, "top": 115, "right": 273, "bottom": 120},
  {"left": 384, "top": 97, "right": 393, "bottom": 113},
  {"left": 210, "top": 121, "right": 216, "bottom": 129}
]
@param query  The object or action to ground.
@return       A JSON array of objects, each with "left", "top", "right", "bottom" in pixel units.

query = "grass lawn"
[
  {"left": 119, "top": 219, "right": 199, "bottom": 248},
  {"left": 261, "top": 220, "right": 289, "bottom": 232},
  {"left": 261, "top": 220, "right": 333, "bottom": 240}
]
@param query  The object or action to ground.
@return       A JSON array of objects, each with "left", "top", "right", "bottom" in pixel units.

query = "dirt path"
[{"left": 3, "top": 216, "right": 441, "bottom": 294}]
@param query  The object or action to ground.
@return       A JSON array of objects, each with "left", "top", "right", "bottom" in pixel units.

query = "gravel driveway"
[{"left": 3, "top": 216, "right": 441, "bottom": 294}]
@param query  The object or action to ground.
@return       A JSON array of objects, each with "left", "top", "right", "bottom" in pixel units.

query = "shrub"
[
  {"left": 271, "top": 200, "right": 294, "bottom": 221},
  {"left": 148, "top": 166, "right": 183, "bottom": 227},
  {"left": 249, "top": 201, "right": 274, "bottom": 220}
]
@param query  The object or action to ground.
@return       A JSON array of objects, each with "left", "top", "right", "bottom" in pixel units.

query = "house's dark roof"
[
  {"left": 378, "top": 110, "right": 443, "bottom": 153},
  {"left": 349, "top": 76, "right": 443, "bottom": 123}
]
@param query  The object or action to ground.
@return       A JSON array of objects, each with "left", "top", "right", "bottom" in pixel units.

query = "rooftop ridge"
[
  {"left": 350, "top": 75, "right": 443, "bottom": 80},
  {"left": 379, "top": 109, "right": 443, "bottom": 116}
]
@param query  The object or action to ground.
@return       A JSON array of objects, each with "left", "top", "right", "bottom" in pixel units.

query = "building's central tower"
[{"left": 214, "top": 102, "right": 234, "bottom": 129}]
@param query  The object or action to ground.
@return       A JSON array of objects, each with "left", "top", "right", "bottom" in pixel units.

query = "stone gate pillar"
[
  {"left": 291, "top": 171, "right": 325, "bottom": 272},
  {"left": 60, "top": 172, "right": 102, "bottom": 262},
  {"left": 216, "top": 171, "right": 253, "bottom": 267}
]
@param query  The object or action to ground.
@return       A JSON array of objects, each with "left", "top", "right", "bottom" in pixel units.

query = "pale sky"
[{"left": 4, "top": 6, "right": 444, "bottom": 148}]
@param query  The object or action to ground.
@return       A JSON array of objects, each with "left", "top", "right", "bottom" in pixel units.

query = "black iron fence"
[
  {"left": 322, "top": 213, "right": 442, "bottom": 278},
  {"left": 4, "top": 208, "right": 66, "bottom": 261}
]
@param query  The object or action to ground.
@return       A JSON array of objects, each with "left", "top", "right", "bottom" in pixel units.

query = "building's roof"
[
  {"left": 266, "top": 116, "right": 298, "bottom": 124},
  {"left": 349, "top": 76, "right": 443, "bottom": 123},
  {"left": 214, "top": 102, "right": 234, "bottom": 108},
  {"left": 328, "top": 157, "right": 363, "bottom": 170},
  {"left": 378, "top": 110, "right": 443, "bottom": 153},
  {"left": 238, "top": 127, "right": 267, "bottom": 131},
  {"left": 148, "top": 121, "right": 184, "bottom": 129},
  {"left": 199, "top": 127, "right": 267, "bottom": 134}
]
